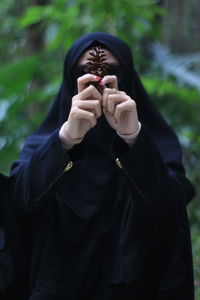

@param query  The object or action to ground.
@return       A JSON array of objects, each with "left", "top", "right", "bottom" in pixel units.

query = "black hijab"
[
  {"left": 12, "top": 32, "right": 185, "bottom": 222},
  {"left": 17, "top": 32, "right": 184, "bottom": 169}
]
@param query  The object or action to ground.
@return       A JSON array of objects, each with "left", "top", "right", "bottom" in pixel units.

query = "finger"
[
  {"left": 107, "top": 94, "right": 129, "bottom": 114},
  {"left": 99, "top": 75, "right": 118, "bottom": 90},
  {"left": 114, "top": 100, "right": 136, "bottom": 120},
  {"left": 78, "top": 74, "right": 102, "bottom": 93},
  {"left": 102, "top": 88, "right": 112, "bottom": 108},
  {"left": 74, "top": 100, "right": 102, "bottom": 118},
  {"left": 102, "top": 87, "right": 118, "bottom": 109},
  {"left": 103, "top": 89, "right": 128, "bottom": 113},
  {"left": 77, "top": 85, "right": 103, "bottom": 101},
  {"left": 71, "top": 107, "right": 97, "bottom": 128}
]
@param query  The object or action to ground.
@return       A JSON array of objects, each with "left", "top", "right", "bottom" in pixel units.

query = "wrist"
[
  {"left": 117, "top": 122, "right": 141, "bottom": 145},
  {"left": 59, "top": 123, "right": 84, "bottom": 150}
]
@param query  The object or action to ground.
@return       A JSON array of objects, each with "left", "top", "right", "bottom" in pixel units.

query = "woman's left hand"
[{"left": 100, "top": 75, "right": 140, "bottom": 135}]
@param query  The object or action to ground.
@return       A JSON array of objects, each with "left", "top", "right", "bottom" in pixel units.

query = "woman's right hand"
[{"left": 59, "top": 74, "right": 102, "bottom": 149}]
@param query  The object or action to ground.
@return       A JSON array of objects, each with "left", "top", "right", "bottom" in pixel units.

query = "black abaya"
[
  {"left": 10, "top": 32, "right": 195, "bottom": 300},
  {"left": 0, "top": 174, "right": 32, "bottom": 300}
]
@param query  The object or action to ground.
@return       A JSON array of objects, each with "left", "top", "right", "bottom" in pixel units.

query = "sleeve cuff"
[{"left": 117, "top": 122, "right": 141, "bottom": 145}]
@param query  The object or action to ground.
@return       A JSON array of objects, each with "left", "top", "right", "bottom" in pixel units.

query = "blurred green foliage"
[{"left": 0, "top": 0, "right": 199, "bottom": 297}]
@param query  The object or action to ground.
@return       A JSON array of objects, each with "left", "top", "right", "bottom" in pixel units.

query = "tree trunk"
[
  {"left": 25, "top": 0, "right": 49, "bottom": 55},
  {"left": 162, "top": 0, "right": 200, "bottom": 53}
]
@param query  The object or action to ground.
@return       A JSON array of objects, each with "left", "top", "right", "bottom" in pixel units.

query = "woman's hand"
[
  {"left": 101, "top": 75, "right": 140, "bottom": 137},
  {"left": 59, "top": 74, "right": 102, "bottom": 148}
]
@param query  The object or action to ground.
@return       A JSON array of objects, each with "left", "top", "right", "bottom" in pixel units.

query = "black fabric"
[
  {"left": 0, "top": 174, "right": 31, "bottom": 300},
  {"left": 9, "top": 32, "right": 195, "bottom": 300},
  {"left": 0, "top": 174, "right": 13, "bottom": 295}
]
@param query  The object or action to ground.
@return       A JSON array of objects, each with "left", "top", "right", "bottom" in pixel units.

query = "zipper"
[
  {"left": 34, "top": 161, "right": 73, "bottom": 202},
  {"left": 115, "top": 158, "right": 148, "bottom": 203}
]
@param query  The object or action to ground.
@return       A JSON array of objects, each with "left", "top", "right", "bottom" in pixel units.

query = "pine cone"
[{"left": 84, "top": 46, "right": 109, "bottom": 93}]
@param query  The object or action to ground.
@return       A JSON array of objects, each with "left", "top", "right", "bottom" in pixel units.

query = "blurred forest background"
[{"left": 0, "top": 0, "right": 199, "bottom": 298}]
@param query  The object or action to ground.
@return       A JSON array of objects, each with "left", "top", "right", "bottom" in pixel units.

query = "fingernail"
[
  {"left": 99, "top": 80, "right": 104, "bottom": 85},
  {"left": 95, "top": 76, "right": 102, "bottom": 81}
]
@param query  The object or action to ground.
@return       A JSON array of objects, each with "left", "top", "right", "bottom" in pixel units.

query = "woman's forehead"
[{"left": 77, "top": 48, "right": 119, "bottom": 66}]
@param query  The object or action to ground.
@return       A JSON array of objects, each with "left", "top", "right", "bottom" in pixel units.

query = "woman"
[{"left": 11, "top": 32, "right": 195, "bottom": 300}]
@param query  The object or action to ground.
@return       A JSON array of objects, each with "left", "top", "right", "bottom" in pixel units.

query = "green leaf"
[
  {"left": 19, "top": 5, "right": 53, "bottom": 27},
  {"left": 0, "top": 56, "right": 39, "bottom": 96}
]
